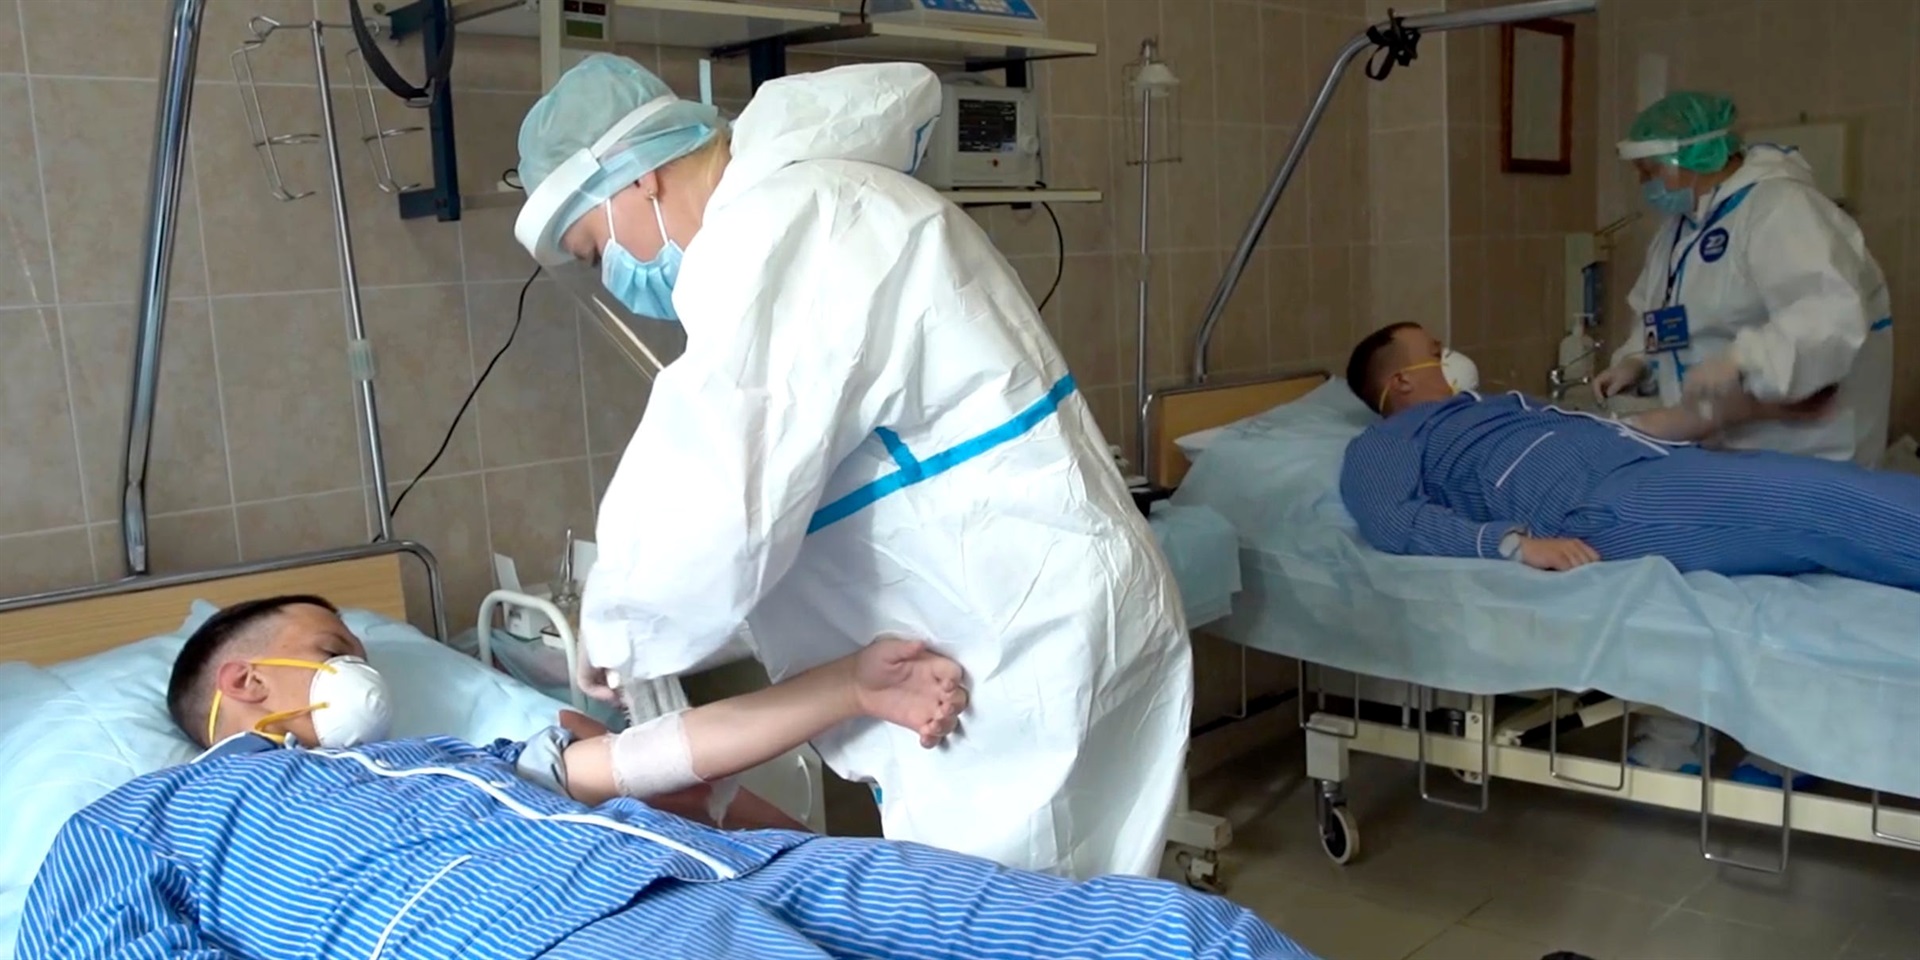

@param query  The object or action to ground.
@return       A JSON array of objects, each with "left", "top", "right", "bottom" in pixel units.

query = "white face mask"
[
  {"left": 1442, "top": 349, "right": 1479, "bottom": 393},
  {"left": 207, "top": 655, "right": 394, "bottom": 749}
]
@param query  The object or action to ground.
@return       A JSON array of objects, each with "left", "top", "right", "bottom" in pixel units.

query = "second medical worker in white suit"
[
  {"left": 513, "top": 55, "right": 1194, "bottom": 878},
  {"left": 1596, "top": 91, "right": 1894, "bottom": 466},
  {"left": 1595, "top": 91, "right": 1894, "bottom": 785}
]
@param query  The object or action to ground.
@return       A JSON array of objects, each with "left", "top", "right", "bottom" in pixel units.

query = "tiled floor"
[{"left": 1191, "top": 749, "right": 1920, "bottom": 960}]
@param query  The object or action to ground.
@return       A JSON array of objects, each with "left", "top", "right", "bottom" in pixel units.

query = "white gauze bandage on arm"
[{"left": 610, "top": 710, "right": 702, "bottom": 798}]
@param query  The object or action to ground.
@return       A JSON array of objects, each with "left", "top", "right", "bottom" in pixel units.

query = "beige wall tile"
[
  {"left": 212, "top": 292, "right": 364, "bottom": 501},
  {"left": 1042, "top": 0, "right": 1109, "bottom": 118},
  {"left": 1211, "top": 2, "right": 1265, "bottom": 126},
  {"left": 590, "top": 454, "right": 621, "bottom": 512},
  {"left": 190, "top": 81, "right": 339, "bottom": 297},
  {"left": 449, "top": 32, "right": 546, "bottom": 94},
  {"left": 1448, "top": 123, "right": 1486, "bottom": 239},
  {"left": 328, "top": 89, "right": 467, "bottom": 287},
  {"left": 20, "top": 0, "right": 172, "bottom": 79},
  {"left": 1447, "top": 28, "right": 1486, "bottom": 132},
  {"left": 236, "top": 488, "right": 370, "bottom": 560},
  {"left": 0, "top": 306, "right": 84, "bottom": 535},
  {"left": 1212, "top": 249, "right": 1270, "bottom": 378},
  {"left": 0, "top": 527, "right": 94, "bottom": 597},
  {"left": 0, "top": 0, "right": 20, "bottom": 75},
  {"left": 458, "top": 206, "right": 539, "bottom": 284},
  {"left": 1306, "top": 244, "right": 1355, "bottom": 359},
  {"left": 63, "top": 299, "right": 230, "bottom": 520},
  {"left": 1213, "top": 123, "right": 1269, "bottom": 249},
  {"left": 1166, "top": 250, "right": 1224, "bottom": 381},
  {"left": 1156, "top": 0, "right": 1215, "bottom": 123},
  {"left": 482, "top": 459, "right": 595, "bottom": 578},
  {"left": 90, "top": 509, "right": 240, "bottom": 580},
  {"left": 1370, "top": 128, "right": 1447, "bottom": 244},
  {"left": 1260, "top": 6, "right": 1308, "bottom": 128},
  {"left": 1045, "top": 115, "right": 1114, "bottom": 254},
  {"left": 1044, "top": 253, "right": 1123, "bottom": 389},
  {"left": 1449, "top": 239, "right": 1489, "bottom": 351},
  {"left": 1259, "top": 246, "right": 1311, "bottom": 369},
  {"left": 34, "top": 77, "right": 207, "bottom": 303},
  {"left": 579, "top": 312, "right": 652, "bottom": 458},
  {"left": 471, "top": 279, "right": 587, "bottom": 469},
  {"left": 452, "top": 91, "right": 539, "bottom": 215},
  {"left": 386, "top": 473, "right": 492, "bottom": 636},
  {"left": 362, "top": 283, "right": 480, "bottom": 481},
  {"left": 1167, "top": 121, "right": 1222, "bottom": 250},
  {"left": 1371, "top": 240, "right": 1448, "bottom": 332},
  {"left": 0, "top": 76, "right": 53, "bottom": 308}
]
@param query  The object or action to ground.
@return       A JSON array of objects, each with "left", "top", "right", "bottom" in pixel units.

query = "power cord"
[
  {"left": 1036, "top": 200, "right": 1064, "bottom": 312},
  {"left": 382, "top": 265, "right": 541, "bottom": 531}
]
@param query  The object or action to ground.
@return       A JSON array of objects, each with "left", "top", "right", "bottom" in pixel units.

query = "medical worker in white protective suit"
[
  {"left": 513, "top": 54, "right": 1194, "bottom": 878},
  {"left": 1593, "top": 91, "right": 1894, "bottom": 788}
]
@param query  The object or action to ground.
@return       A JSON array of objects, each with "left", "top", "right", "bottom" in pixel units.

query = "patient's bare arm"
[
  {"left": 562, "top": 637, "right": 967, "bottom": 808},
  {"left": 1625, "top": 385, "right": 1838, "bottom": 443}
]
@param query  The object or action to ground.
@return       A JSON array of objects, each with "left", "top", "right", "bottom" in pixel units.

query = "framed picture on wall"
[{"left": 1501, "top": 18, "right": 1575, "bottom": 176}]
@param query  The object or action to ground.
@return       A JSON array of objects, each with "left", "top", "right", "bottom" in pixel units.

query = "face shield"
[{"left": 545, "top": 258, "right": 687, "bottom": 378}]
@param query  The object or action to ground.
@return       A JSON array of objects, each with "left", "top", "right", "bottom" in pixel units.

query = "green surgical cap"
[
  {"left": 1625, "top": 91, "right": 1742, "bottom": 174},
  {"left": 517, "top": 54, "right": 722, "bottom": 245}
]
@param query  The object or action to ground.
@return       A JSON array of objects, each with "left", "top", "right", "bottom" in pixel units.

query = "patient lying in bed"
[
  {"left": 1341, "top": 323, "right": 1920, "bottom": 589},
  {"left": 16, "top": 597, "right": 1310, "bottom": 960}
]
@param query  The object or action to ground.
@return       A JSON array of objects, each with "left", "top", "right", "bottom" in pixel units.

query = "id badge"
[{"left": 1642, "top": 305, "right": 1691, "bottom": 352}]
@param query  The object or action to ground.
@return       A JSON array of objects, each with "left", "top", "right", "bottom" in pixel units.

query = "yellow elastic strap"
[
  {"left": 1378, "top": 360, "right": 1441, "bottom": 412},
  {"left": 203, "top": 659, "right": 335, "bottom": 744}
]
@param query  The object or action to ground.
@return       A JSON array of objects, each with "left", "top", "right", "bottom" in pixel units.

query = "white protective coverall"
[
  {"left": 580, "top": 63, "right": 1195, "bottom": 878},
  {"left": 1615, "top": 144, "right": 1894, "bottom": 465}
]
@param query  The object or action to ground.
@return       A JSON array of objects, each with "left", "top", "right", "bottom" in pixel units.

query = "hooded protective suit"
[
  {"left": 1614, "top": 144, "right": 1893, "bottom": 465},
  {"left": 572, "top": 63, "right": 1194, "bottom": 878}
]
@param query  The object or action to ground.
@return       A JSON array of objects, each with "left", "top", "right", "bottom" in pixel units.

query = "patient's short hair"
[
  {"left": 166, "top": 595, "right": 337, "bottom": 746},
  {"left": 1346, "top": 322, "right": 1420, "bottom": 414}
]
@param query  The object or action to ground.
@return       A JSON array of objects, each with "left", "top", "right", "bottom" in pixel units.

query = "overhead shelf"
[{"left": 457, "top": 0, "right": 1094, "bottom": 67}]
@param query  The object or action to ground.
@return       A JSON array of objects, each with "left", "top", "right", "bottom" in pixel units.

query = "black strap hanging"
[
  {"left": 349, "top": 0, "right": 456, "bottom": 108},
  {"left": 1364, "top": 11, "right": 1421, "bottom": 81}
]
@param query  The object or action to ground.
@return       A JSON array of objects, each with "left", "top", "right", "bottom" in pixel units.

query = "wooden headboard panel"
[
  {"left": 0, "top": 553, "right": 408, "bottom": 667},
  {"left": 1149, "top": 372, "right": 1330, "bottom": 489}
]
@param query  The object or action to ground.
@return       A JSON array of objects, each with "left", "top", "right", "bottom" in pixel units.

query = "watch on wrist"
[{"left": 1499, "top": 530, "right": 1524, "bottom": 561}]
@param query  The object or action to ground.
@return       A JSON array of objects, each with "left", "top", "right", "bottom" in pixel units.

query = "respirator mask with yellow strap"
[{"left": 205, "top": 656, "right": 393, "bottom": 748}]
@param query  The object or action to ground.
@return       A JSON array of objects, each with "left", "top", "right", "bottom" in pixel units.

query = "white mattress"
[{"left": 1172, "top": 380, "right": 1920, "bottom": 798}]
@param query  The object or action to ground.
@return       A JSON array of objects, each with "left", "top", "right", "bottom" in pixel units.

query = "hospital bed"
[
  {"left": 0, "top": 549, "right": 822, "bottom": 959},
  {"left": 1145, "top": 371, "right": 1920, "bottom": 875}
]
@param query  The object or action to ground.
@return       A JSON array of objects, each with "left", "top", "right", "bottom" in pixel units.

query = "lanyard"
[{"left": 1662, "top": 183, "right": 1754, "bottom": 308}]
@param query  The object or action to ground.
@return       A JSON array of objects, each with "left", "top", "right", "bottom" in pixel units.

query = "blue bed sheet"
[
  {"left": 1147, "top": 502, "right": 1242, "bottom": 628},
  {"left": 1173, "top": 380, "right": 1920, "bottom": 798}
]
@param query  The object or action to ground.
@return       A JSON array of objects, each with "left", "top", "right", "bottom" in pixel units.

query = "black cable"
[
  {"left": 1364, "top": 12, "right": 1420, "bottom": 81},
  {"left": 500, "top": 167, "right": 522, "bottom": 191},
  {"left": 382, "top": 265, "right": 541, "bottom": 532},
  {"left": 859, "top": 0, "right": 870, "bottom": 22},
  {"left": 1036, "top": 200, "right": 1064, "bottom": 313}
]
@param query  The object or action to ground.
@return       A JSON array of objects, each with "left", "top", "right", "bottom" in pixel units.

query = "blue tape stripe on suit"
[
  {"left": 1873, "top": 316, "right": 1893, "bottom": 332},
  {"left": 808, "top": 374, "right": 1078, "bottom": 534}
]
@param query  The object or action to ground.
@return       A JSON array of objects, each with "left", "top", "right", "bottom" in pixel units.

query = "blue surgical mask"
[
  {"left": 1641, "top": 177, "right": 1695, "bottom": 217},
  {"left": 602, "top": 196, "right": 684, "bottom": 322}
]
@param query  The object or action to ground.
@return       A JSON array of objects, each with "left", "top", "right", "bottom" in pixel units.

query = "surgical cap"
[
  {"left": 1623, "top": 91, "right": 1742, "bottom": 174},
  {"left": 516, "top": 54, "right": 722, "bottom": 263}
]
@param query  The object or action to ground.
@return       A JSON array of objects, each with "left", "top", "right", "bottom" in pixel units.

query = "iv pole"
[{"left": 1188, "top": 0, "right": 1598, "bottom": 382}]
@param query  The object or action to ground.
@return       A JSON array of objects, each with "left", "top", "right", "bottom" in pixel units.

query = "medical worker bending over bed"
[
  {"left": 514, "top": 54, "right": 1192, "bottom": 878},
  {"left": 1341, "top": 323, "right": 1920, "bottom": 589},
  {"left": 1593, "top": 91, "right": 1893, "bottom": 467},
  {"left": 15, "top": 596, "right": 1309, "bottom": 960}
]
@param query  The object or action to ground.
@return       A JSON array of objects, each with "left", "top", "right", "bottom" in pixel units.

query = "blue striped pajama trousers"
[
  {"left": 1562, "top": 447, "right": 1920, "bottom": 588},
  {"left": 544, "top": 835, "right": 1316, "bottom": 960}
]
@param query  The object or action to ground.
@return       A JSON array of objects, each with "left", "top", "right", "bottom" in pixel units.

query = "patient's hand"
[
  {"left": 1519, "top": 536, "right": 1600, "bottom": 572},
  {"left": 853, "top": 636, "right": 968, "bottom": 748}
]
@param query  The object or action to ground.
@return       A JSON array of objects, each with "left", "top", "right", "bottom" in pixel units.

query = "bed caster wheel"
[
  {"left": 1176, "top": 848, "right": 1223, "bottom": 893},
  {"left": 1318, "top": 804, "right": 1359, "bottom": 865}
]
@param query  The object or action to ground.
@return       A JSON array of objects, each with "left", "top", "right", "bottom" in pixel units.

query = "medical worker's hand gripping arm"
[
  {"left": 14, "top": 817, "right": 231, "bottom": 959},
  {"left": 1339, "top": 425, "right": 1523, "bottom": 560},
  {"left": 562, "top": 636, "right": 968, "bottom": 807},
  {"left": 1596, "top": 229, "right": 1671, "bottom": 399},
  {"left": 1719, "top": 183, "right": 1873, "bottom": 404}
]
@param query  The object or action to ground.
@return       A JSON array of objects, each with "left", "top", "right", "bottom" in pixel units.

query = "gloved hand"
[
  {"left": 575, "top": 657, "right": 624, "bottom": 704},
  {"left": 1592, "top": 356, "right": 1647, "bottom": 399}
]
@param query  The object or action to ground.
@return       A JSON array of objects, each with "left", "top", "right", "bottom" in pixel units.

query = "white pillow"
[
  {"left": 0, "top": 603, "right": 568, "bottom": 955},
  {"left": 1174, "top": 425, "right": 1229, "bottom": 458}
]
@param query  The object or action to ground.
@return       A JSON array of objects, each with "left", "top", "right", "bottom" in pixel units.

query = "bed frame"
[
  {"left": 0, "top": 542, "right": 431, "bottom": 667},
  {"left": 1144, "top": 374, "right": 1920, "bottom": 876}
]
